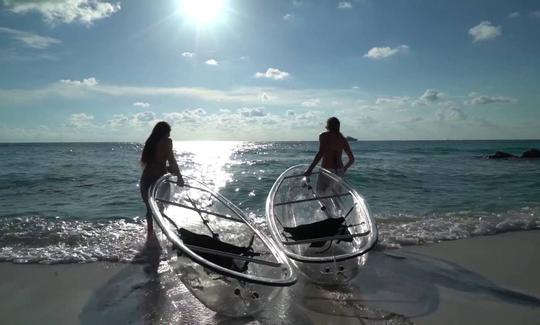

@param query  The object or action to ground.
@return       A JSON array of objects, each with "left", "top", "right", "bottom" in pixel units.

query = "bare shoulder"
[{"left": 319, "top": 131, "right": 331, "bottom": 140}]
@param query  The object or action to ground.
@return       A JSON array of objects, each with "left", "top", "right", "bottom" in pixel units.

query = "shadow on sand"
[{"left": 79, "top": 245, "right": 540, "bottom": 324}]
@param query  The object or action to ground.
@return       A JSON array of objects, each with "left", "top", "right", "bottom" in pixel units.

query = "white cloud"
[
  {"left": 106, "top": 114, "right": 129, "bottom": 127},
  {"left": 364, "top": 45, "right": 409, "bottom": 60},
  {"left": 132, "top": 101, "right": 150, "bottom": 108},
  {"left": 254, "top": 68, "right": 290, "bottom": 80},
  {"left": 411, "top": 89, "right": 446, "bottom": 106},
  {"left": 2, "top": 0, "right": 121, "bottom": 25},
  {"left": 283, "top": 13, "right": 294, "bottom": 21},
  {"left": 162, "top": 108, "right": 207, "bottom": 127},
  {"left": 132, "top": 111, "right": 157, "bottom": 126},
  {"left": 337, "top": 1, "right": 352, "bottom": 9},
  {"left": 59, "top": 77, "right": 98, "bottom": 86},
  {"left": 238, "top": 107, "right": 265, "bottom": 117},
  {"left": 508, "top": 12, "right": 520, "bottom": 19},
  {"left": 531, "top": 11, "right": 540, "bottom": 18},
  {"left": 437, "top": 107, "right": 467, "bottom": 122},
  {"left": 469, "top": 21, "right": 502, "bottom": 43},
  {"left": 205, "top": 59, "right": 218, "bottom": 66},
  {"left": 68, "top": 112, "right": 94, "bottom": 127},
  {"left": 181, "top": 52, "right": 194, "bottom": 58},
  {"left": 0, "top": 27, "right": 60, "bottom": 49},
  {"left": 419, "top": 89, "right": 442, "bottom": 103},
  {"left": 375, "top": 96, "right": 410, "bottom": 105},
  {"left": 301, "top": 98, "right": 320, "bottom": 107},
  {"left": 467, "top": 95, "right": 517, "bottom": 105}
]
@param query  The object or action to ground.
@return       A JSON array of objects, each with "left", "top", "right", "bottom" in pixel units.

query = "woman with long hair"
[
  {"left": 304, "top": 117, "right": 355, "bottom": 177},
  {"left": 140, "top": 121, "right": 183, "bottom": 237}
]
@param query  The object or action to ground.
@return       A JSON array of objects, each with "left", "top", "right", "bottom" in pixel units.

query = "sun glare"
[{"left": 180, "top": 0, "right": 225, "bottom": 25}]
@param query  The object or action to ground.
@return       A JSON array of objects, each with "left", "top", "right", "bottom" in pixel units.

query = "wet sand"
[{"left": 1, "top": 231, "right": 539, "bottom": 324}]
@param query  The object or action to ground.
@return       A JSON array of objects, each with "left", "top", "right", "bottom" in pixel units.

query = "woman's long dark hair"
[
  {"left": 141, "top": 121, "right": 171, "bottom": 166},
  {"left": 326, "top": 117, "right": 345, "bottom": 140}
]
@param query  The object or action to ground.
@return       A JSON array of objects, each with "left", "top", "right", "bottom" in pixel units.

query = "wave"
[{"left": 1, "top": 206, "right": 539, "bottom": 264}]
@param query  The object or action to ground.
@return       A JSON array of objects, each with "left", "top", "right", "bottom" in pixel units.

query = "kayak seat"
[
  {"left": 177, "top": 228, "right": 259, "bottom": 272},
  {"left": 282, "top": 217, "right": 352, "bottom": 248}
]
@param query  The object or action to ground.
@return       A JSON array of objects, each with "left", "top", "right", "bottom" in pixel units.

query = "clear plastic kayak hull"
[
  {"left": 266, "top": 165, "right": 378, "bottom": 285},
  {"left": 149, "top": 174, "right": 297, "bottom": 316}
]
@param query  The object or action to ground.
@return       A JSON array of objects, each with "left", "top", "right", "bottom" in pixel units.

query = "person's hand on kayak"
[{"left": 175, "top": 174, "right": 185, "bottom": 186}]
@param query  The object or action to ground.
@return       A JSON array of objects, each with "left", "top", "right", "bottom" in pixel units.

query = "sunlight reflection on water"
[{"left": 173, "top": 141, "right": 243, "bottom": 191}]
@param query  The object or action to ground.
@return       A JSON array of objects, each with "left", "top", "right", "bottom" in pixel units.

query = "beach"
[{"left": 2, "top": 230, "right": 539, "bottom": 325}]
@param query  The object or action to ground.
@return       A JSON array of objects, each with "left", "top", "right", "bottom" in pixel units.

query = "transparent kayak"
[
  {"left": 266, "top": 165, "right": 378, "bottom": 284},
  {"left": 148, "top": 174, "right": 297, "bottom": 317}
]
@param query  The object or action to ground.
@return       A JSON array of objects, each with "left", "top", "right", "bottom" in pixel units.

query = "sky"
[{"left": 0, "top": 0, "right": 539, "bottom": 142}]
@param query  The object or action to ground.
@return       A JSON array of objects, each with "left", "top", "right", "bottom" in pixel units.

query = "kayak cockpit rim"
[
  {"left": 155, "top": 198, "right": 245, "bottom": 223},
  {"left": 273, "top": 192, "right": 352, "bottom": 206},
  {"left": 149, "top": 173, "right": 297, "bottom": 286},
  {"left": 265, "top": 164, "right": 379, "bottom": 264}
]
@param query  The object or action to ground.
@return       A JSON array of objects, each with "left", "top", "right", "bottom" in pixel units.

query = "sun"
[{"left": 180, "top": 0, "right": 225, "bottom": 25}]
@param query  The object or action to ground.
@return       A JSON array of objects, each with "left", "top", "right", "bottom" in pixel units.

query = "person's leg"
[{"left": 140, "top": 181, "right": 154, "bottom": 236}]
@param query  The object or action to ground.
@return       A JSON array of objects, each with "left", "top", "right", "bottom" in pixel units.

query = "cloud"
[
  {"left": 254, "top": 68, "right": 290, "bottom": 80},
  {"left": 132, "top": 101, "right": 150, "bottom": 108},
  {"left": 301, "top": 98, "right": 320, "bottom": 107},
  {"left": 286, "top": 110, "right": 295, "bottom": 116},
  {"left": 375, "top": 96, "right": 410, "bottom": 106},
  {"left": 412, "top": 89, "right": 446, "bottom": 106},
  {"left": 437, "top": 107, "right": 467, "bottom": 122},
  {"left": 467, "top": 95, "right": 517, "bottom": 105},
  {"left": 181, "top": 51, "right": 195, "bottom": 58},
  {"left": 406, "top": 116, "right": 424, "bottom": 123},
  {"left": 337, "top": 1, "right": 352, "bottom": 9},
  {"left": 419, "top": 89, "right": 442, "bottom": 103},
  {"left": 283, "top": 13, "right": 294, "bottom": 21},
  {"left": 531, "top": 11, "right": 540, "bottom": 18},
  {"left": 238, "top": 107, "right": 265, "bottom": 117},
  {"left": 469, "top": 21, "right": 502, "bottom": 42},
  {"left": 0, "top": 27, "right": 60, "bottom": 49},
  {"left": 255, "top": 69, "right": 289, "bottom": 80},
  {"left": 132, "top": 111, "right": 157, "bottom": 126},
  {"left": 68, "top": 112, "right": 94, "bottom": 127},
  {"left": 106, "top": 114, "right": 129, "bottom": 127},
  {"left": 205, "top": 59, "right": 218, "bottom": 66},
  {"left": 59, "top": 77, "right": 98, "bottom": 86},
  {"left": 508, "top": 12, "right": 520, "bottom": 19},
  {"left": 364, "top": 45, "right": 409, "bottom": 60},
  {"left": 162, "top": 108, "right": 207, "bottom": 127},
  {"left": 2, "top": 0, "right": 121, "bottom": 25}
]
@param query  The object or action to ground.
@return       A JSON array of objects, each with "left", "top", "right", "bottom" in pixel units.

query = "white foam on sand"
[{"left": 0, "top": 206, "right": 539, "bottom": 264}]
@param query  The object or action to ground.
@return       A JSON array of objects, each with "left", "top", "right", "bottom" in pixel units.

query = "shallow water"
[{"left": 0, "top": 140, "right": 539, "bottom": 263}]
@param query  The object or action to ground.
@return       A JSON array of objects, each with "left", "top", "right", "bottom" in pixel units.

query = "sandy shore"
[{"left": 1, "top": 231, "right": 539, "bottom": 324}]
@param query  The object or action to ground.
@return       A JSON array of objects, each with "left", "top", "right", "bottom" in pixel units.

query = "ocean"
[{"left": 1, "top": 140, "right": 539, "bottom": 264}]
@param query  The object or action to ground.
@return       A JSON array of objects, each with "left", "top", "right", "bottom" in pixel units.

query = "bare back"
[{"left": 319, "top": 131, "right": 347, "bottom": 169}]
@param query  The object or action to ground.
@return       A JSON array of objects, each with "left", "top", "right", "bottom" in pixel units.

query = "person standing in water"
[
  {"left": 140, "top": 121, "right": 184, "bottom": 238},
  {"left": 304, "top": 117, "right": 355, "bottom": 177}
]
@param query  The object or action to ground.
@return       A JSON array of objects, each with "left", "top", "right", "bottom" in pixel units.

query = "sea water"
[{"left": 0, "top": 140, "right": 539, "bottom": 264}]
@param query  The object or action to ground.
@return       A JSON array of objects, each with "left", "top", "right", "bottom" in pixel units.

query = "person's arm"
[
  {"left": 166, "top": 139, "right": 184, "bottom": 184},
  {"left": 304, "top": 135, "right": 324, "bottom": 176},
  {"left": 343, "top": 138, "right": 355, "bottom": 172}
]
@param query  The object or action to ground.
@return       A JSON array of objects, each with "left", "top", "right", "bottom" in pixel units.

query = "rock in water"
[
  {"left": 521, "top": 148, "right": 540, "bottom": 158},
  {"left": 488, "top": 151, "right": 516, "bottom": 159}
]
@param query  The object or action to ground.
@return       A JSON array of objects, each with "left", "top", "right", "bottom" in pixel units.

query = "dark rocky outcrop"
[
  {"left": 487, "top": 148, "right": 540, "bottom": 159},
  {"left": 521, "top": 148, "right": 540, "bottom": 158},
  {"left": 488, "top": 151, "right": 517, "bottom": 159}
]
